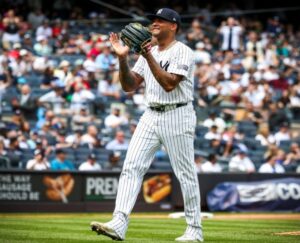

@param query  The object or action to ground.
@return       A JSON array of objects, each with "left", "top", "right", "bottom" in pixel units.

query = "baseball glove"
[{"left": 120, "top": 23, "right": 152, "bottom": 54}]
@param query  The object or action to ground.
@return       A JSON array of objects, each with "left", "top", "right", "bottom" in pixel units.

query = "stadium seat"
[
  {"left": 0, "top": 156, "right": 10, "bottom": 169},
  {"left": 195, "top": 125, "right": 209, "bottom": 137},
  {"left": 150, "top": 160, "right": 172, "bottom": 170}
]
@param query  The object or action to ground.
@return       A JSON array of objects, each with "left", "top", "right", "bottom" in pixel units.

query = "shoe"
[
  {"left": 90, "top": 221, "right": 123, "bottom": 241},
  {"left": 175, "top": 234, "right": 203, "bottom": 242}
]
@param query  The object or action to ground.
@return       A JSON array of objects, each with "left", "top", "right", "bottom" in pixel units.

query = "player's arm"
[
  {"left": 144, "top": 54, "right": 183, "bottom": 92},
  {"left": 110, "top": 32, "right": 143, "bottom": 92},
  {"left": 118, "top": 56, "right": 143, "bottom": 92}
]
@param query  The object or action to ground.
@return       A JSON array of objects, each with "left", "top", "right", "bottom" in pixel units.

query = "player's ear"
[{"left": 171, "top": 23, "right": 177, "bottom": 32}]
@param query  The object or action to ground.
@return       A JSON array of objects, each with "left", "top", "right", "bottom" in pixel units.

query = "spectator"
[
  {"left": 104, "top": 108, "right": 129, "bottom": 129},
  {"left": 185, "top": 19, "right": 205, "bottom": 48},
  {"left": 59, "top": 36, "right": 80, "bottom": 55},
  {"left": 5, "top": 109, "right": 29, "bottom": 132},
  {"left": 6, "top": 137, "right": 22, "bottom": 168},
  {"left": 258, "top": 154, "right": 285, "bottom": 173},
  {"left": 95, "top": 45, "right": 116, "bottom": 77},
  {"left": 81, "top": 125, "right": 99, "bottom": 148},
  {"left": 255, "top": 124, "right": 275, "bottom": 146},
  {"left": 218, "top": 17, "right": 243, "bottom": 52},
  {"left": 22, "top": 34, "right": 34, "bottom": 53},
  {"left": 72, "top": 107, "right": 95, "bottom": 127},
  {"left": 2, "top": 10, "right": 21, "bottom": 50},
  {"left": 65, "top": 129, "right": 83, "bottom": 148},
  {"left": 83, "top": 53, "right": 98, "bottom": 74},
  {"left": 268, "top": 103, "right": 289, "bottom": 132},
  {"left": 41, "top": 66, "right": 56, "bottom": 89},
  {"left": 52, "top": 18, "right": 62, "bottom": 38},
  {"left": 242, "top": 82, "right": 265, "bottom": 108},
  {"left": 98, "top": 78, "right": 121, "bottom": 100},
  {"left": 50, "top": 149, "right": 75, "bottom": 170},
  {"left": 284, "top": 143, "right": 300, "bottom": 166},
  {"left": 70, "top": 82, "right": 95, "bottom": 113},
  {"left": 36, "top": 19, "right": 52, "bottom": 39},
  {"left": 289, "top": 86, "right": 300, "bottom": 118},
  {"left": 223, "top": 72, "right": 243, "bottom": 104},
  {"left": 0, "top": 139, "right": 9, "bottom": 167},
  {"left": 26, "top": 149, "right": 50, "bottom": 170},
  {"left": 266, "top": 16, "right": 282, "bottom": 36},
  {"left": 38, "top": 79, "right": 67, "bottom": 114},
  {"left": 229, "top": 149, "right": 255, "bottom": 173},
  {"left": 105, "top": 130, "right": 129, "bottom": 151},
  {"left": 78, "top": 153, "right": 102, "bottom": 171},
  {"left": 104, "top": 151, "right": 122, "bottom": 171},
  {"left": 243, "top": 31, "right": 264, "bottom": 69},
  {"left": 274, "top": 123, "right": 291, "bottom": 146},
  {"left": 36, "top": 109, "right": 55, "bottom": 129},
  {"left": 17, "top": 133, "right": 31, "bottom": 149},
  {"left": 9, "top": 45, "right": 28, "bottom": 78},
  {"left": 33, "top": 35, "right": 53, "bottom": 56},
  {"left": 224, "top": 101, "right": 263, "bottom": 125},
  {"left": 54, "top": 60, "right": 73, "bottom": 85},
  {"left": 194, "top": 42, "right": 211, "bottom": 65},
  {"left": 201, "top": 154, "right": 222, "bottom": 173},
  {"left": 204, "top": 125, "right": 222, "bottom": 140},
  {"left": 194, "top": 153, "right": 204, "bottom": 173},
  {"left": 11, "top": 84, "right": 37, "bottom": 119},
  {"left": 221, "top": 125, "right": 242, "bottom": 157},
  {"left": 55, "top": 130, "right": 72, "bottom": 149},
  {"left": 203, "top": 110, "right": 226, "bottom": 133}
]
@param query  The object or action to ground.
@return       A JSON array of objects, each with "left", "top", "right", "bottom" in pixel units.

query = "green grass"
[{"left": 0, "top": 213, "right": 299, "bottom": 242}]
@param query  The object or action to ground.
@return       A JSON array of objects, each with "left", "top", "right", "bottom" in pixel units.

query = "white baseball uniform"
[{"left": 107, "top": 41, "right": 203, "bottom": 240}]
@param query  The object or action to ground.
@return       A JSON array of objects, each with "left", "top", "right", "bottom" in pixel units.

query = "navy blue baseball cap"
[{"left": 146, "top": 8, "right": 181, "bottom": 26}]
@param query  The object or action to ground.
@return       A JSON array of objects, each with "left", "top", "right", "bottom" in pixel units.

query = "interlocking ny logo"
[
  {"left": 157, "top": 9, "right": 163, "bottom": 14},
  {"left": 160, "top": 61, "right": 170, "bottom": 71}
]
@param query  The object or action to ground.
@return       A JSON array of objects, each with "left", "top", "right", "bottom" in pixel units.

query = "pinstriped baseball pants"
[{"left": 109, "top": 103, "right": 202, "bottom": 239}]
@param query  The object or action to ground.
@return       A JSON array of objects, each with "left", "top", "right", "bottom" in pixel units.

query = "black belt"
[{"left": 149, "top": 103, "right": 187, "bottom": 112}]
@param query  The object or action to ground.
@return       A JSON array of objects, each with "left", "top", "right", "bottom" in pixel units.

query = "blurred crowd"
[{"left": 0, "top": 2, "right": 300, "bottom": 173}]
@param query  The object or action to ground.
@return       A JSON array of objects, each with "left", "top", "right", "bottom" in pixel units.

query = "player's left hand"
[{"left": 140, "top": 42, "right": 152, "bottom": 56}]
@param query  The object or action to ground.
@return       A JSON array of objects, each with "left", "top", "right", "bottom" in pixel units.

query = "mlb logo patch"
[{"left": 178, "top": 64, "right": 189, "bottom": 71}]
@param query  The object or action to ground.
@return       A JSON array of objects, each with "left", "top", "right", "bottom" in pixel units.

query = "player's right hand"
[{"left": 109, "top": 32, "right": 129, "bottom": 58}]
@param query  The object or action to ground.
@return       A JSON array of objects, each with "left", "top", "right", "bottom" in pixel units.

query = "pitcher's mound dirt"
[{"left": 213, "top": 213, "right": 300, "bottom": 220}]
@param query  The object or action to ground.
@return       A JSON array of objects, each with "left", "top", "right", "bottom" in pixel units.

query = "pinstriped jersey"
[{"left": 132, "top": 41, "right": 195, "bottom": 106}]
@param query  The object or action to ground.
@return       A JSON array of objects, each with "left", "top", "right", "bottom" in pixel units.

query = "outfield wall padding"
[{"left": 0, "top": 171, "right": 299, "bottom": 212}]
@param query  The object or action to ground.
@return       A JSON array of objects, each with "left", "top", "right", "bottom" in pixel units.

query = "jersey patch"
[{"left": 177, "top": 64, "right": 189, "bottom": 71}]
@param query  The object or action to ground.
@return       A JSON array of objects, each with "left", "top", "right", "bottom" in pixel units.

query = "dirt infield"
[
  {"left": 213, "top": 213, "right": 300, "bottom": 220},
  {"left": 274, "top": 231, "right": 300, "bottom": 236}
]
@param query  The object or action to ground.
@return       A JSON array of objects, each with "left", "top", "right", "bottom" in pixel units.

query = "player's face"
[{"left": 151, "top": 18, "right": 176, "bottom": 38}]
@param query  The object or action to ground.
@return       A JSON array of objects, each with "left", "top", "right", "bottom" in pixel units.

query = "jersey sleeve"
[
  {"left": 167, "top": 45, "right": 194, "bottom": 78},
  {"left": 132, "top": 55, "right": 146, "bottom": 78}
]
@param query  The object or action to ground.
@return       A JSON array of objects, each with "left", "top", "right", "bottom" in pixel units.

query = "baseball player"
[{"left": 91, "top": 8, "right": 203, "bottom": 242}]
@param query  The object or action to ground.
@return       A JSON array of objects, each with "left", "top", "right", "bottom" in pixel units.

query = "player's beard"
[{"left": 152, "top": 30, "right": 170, "bottom": 42}]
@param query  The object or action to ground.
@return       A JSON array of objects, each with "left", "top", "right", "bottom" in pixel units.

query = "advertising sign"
[
  {"left": 207, "top": 178, "right": 300, "bottom": 211},
  {"left": 0, "top": 173, "right": 40, "bottom": 201},
  {"left": 85, "top": 175, "right": 119, "bottom": 201},
  {"left": 0, "top": 173, "right": 80, "bottom": 203},
  {"left": 85, "top": 173, "right": 172, "bottom": 205}
]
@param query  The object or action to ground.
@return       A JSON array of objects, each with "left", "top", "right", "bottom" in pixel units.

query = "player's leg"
[
  {"left": 160, "top": 105, "right": 203, "bottom": 241},
  {"left": 91, "top": 110, "right": 160, "bottom": 240}
]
